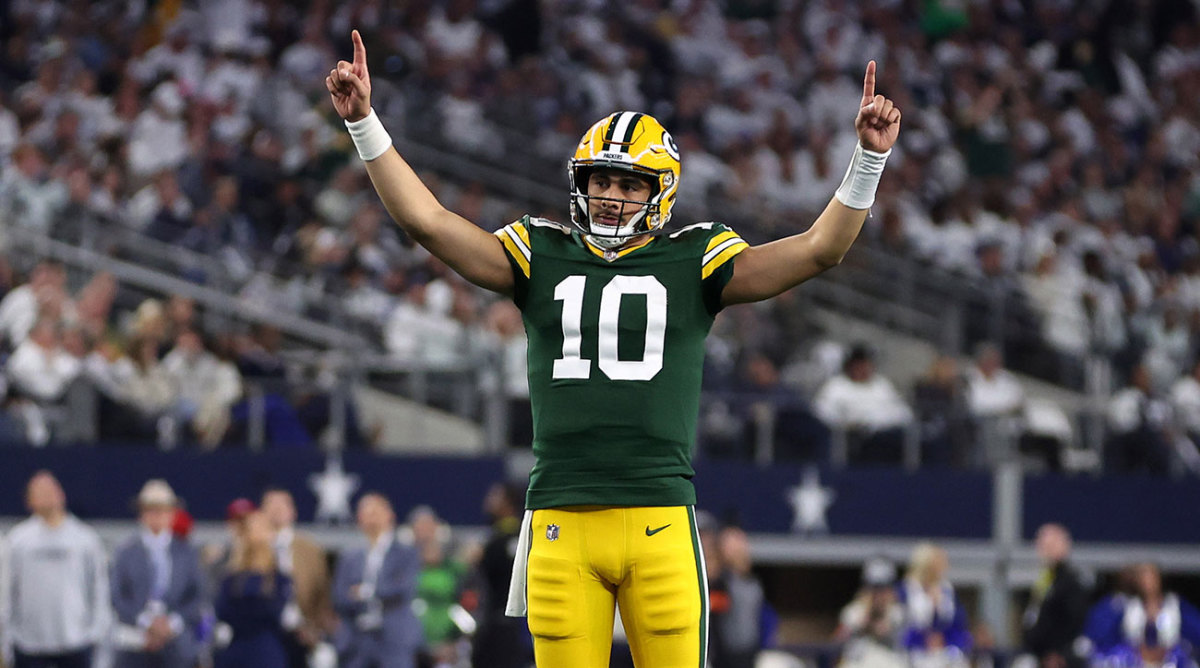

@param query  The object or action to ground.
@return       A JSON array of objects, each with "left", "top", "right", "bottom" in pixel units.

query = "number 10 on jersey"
[{"left": 552, "top": 275, "right": 667, "bottom": 382}]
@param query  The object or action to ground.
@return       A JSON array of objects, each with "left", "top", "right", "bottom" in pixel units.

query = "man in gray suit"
[
  {"left": 110, "top": 480, "right": 205, "bottom": 668},
  {"left": 333, "top": 492, "right": 421, "bottom": 668}
]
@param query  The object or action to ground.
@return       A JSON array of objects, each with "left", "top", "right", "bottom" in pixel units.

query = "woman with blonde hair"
[
  {"left": 214, "top": 511, "right": 293, "bottom": 668},
  {"left": 898, "top": 542, "right": 971, "bottom": 666}
]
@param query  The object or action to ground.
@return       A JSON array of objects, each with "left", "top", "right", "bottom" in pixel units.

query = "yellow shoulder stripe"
[
  {"left": 512, "top": 221, "right": 530, "bottom": 247},
  {"left": 495, "top": 226, "right": 531, "bottom": 278},
  {"left": 704, "top": 230, "right": 740, "bottom": 254},
  {"left": 701, "top": 240, "right": 748, "bottom": 279}
]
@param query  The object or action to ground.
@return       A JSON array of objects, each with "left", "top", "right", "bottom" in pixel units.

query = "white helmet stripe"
[{"left": 606, "top": 112, "right": 638, "bottom": 153}]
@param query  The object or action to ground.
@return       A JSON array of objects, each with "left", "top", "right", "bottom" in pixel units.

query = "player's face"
[{"left": 587, "top": 169, "right": 653, "bottom": 227}]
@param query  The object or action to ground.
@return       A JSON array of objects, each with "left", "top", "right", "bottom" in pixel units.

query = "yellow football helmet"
[{"left": 568, "top": 111, "right": 681, "bottom": 248}]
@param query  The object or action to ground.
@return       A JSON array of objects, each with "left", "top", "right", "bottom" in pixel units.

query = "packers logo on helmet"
[{"left": 568, "top": 111, "right": 681, "bottom": 248}]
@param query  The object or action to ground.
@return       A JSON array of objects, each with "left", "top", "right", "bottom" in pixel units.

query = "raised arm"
[
  {"left": 721, "top": 61, "right": 901, "bottom": 306},
  {"left": 326, "top": 31, "right": 514, "bottom": 295}
]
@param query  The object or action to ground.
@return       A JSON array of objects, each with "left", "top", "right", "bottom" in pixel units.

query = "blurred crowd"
[
  {"left": 0, "top": 257, "right": 364, "bottom": 451},
  {"left": 0, "top": 471, "right": 535, "bottom": 668},
  {"left": 1, "top": 0, "right": 1200, "bottom": 474},
  {"left": 0, "top": 470, "right": 783, "bottom": 668},
  {"left": 836, "top": 525, "right": 1200, "bottom": 668},
  {"left": 6, "top": 471, "right": 1198, "bottom": 668}
]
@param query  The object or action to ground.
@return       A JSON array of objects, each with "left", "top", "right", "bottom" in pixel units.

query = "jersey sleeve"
[
  {"left": 495, "top": 217, "right": 532, "bottom": 309},
  {"left": 699, "top": 223, "right": 749, "bottom": 314}
]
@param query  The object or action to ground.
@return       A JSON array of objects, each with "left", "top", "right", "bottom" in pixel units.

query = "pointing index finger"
[
  {"left": 352, "top": 29, "right": 366, "bottom": 68},
  {"left": 862, "top": 60, "right": 876, "bottom": 106}
]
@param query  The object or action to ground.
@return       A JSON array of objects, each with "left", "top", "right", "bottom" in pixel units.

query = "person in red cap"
[
  {"left": 227, "top": 498, "right": 256, "bottom": 523},
  {"left": 202, "top": 498, "right": 259, "bottom": 602}
]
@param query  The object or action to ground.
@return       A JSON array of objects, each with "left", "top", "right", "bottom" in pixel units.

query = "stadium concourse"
[{"left": 0, "top": 0, "right": 1199, "bottom": 667}]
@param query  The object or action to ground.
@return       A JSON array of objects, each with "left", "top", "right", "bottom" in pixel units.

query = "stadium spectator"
[
  {"left": 1105, "top": 363, "right": 1176, "bottom": 475},
  {"left": 965, "top": 343, "right": 1026, "bottom": 466},
  {"left": 0, "top": 260, "right": 68, "bottom": 349},
  {"left": 966, "top": 343, "right": 1025, "bottom": 423},
  {"left": 814, "top": 344, "right": 913, "bottom": 465},
  {"left": 213, "top": 510, "right": 292, "bottom": 668},
  {"left": 6, "top": 317, "right": 80, "bottom": 404},
  {"left": 333, "top": 492, "right": 422, "bottom": 668},
  {"left": 0, "top": 471, "right": 109, "bottom": 668},
  {"left": 470, "top": 482, "right": 532, "bottom": 668},
  {"left": 1083, "top": 566, "right": 1139, "bottom": 660},
  {"left": 403, "top": 505, "right": 471, "bottom": 666},
  {"left": 912, "top": 355, "right": 971, "bottom": 468},
  {"left": 478, "top": 300, "right": 531, "bottom": 448},
  {"left": 1020, "top": 524, "right": 1090, "bottom": 668},
  {"left": 7, "top": 315, "right": 97, "bottom": 446},
  {"left": 0, "top": 143, "right": 67, "bottom": 236},
  {"left": 110, "top": 479, "right": 206, "bottom": 668},
  {"left": 383, "top": 279, "right": 474, "bottom": 372},
  {"left": 260, "top": 488, "right": 334, "bottom": 668},
  {"left": 1021, "top": 250, "right": 1089, "bottom": 378},
  {"left": 161, "top": 329, "right": 243, "bottom": 449},
  {"left": 130, "top": 170, "right": 193, "bottom": 237},
  {"left": 0, "top": 0, "right": 1195, "bottom": 470},
  {"left": 180, "top": 176, "right": 256, "bottom": 284},
  {"left": 898, "top": 542, "right": 971, "bottom": 666},
  {"left": 120, "top": 334, "right": 178, "bottom": 445},
  {"left": 1169, "top": 358, "right": 1200, "bottom": 444},
  {"left": 127, "top": 82, "right": 188, "bottom": 181},
  {"left": 713, "top": 526, "right": 771, "bottom": 668},
  {"left": 699, "top": 511, "right": 737, "bottom": 668},
  {"left": 1099, "top": 563, "right": 1200, "bottom": 667},
  {"left": 837, "top": 557, "right": 905, "bottom": 668},
  {"left": 203, "top": 497, "right": 258, "bottom": 607}
]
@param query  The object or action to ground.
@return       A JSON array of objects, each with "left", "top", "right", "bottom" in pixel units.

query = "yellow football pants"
[{"left": 525, "top": 505, "right": 707, "bottom": 668}]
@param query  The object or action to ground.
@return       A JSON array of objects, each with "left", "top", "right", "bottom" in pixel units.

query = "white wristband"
[
  {"left": 834, "top": 143, "right": 891, "bottom": 210},
  {"left": 345, "top": 108, "right": 392, "bottom": 162}
]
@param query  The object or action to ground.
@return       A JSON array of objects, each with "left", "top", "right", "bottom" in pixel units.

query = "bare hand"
[
  {"left": 144, "top": 616, "right": 173, "bottom": 652},
  {"left": 326, "top": 30, "right": 372, "bottom": 122},
  {"left": 855, "top": 61, "right": 901, "bottom": 153}
]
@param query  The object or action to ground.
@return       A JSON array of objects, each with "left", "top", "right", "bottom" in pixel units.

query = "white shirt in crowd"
[
  {"left": 966, "top": 366, "right": 1025, "bottom": 418},
  {"left": 0, "top": 285, "right": 39, "bottom": 347},
  {"left": 814, "top": 373, "right": 913, "bottom": 433},
  {"left": 6, "top": 338, "right": 81, "bottom": 402},
  {"left": 0, "top": 515, "right": 110, "bottom": 658},
  {"left": 161, "top": 347, "right": 243, "bottom": 411},
  {"left": 1170, "top": 374, "right": 1200, "bottom": 436},
  {"left": 1107, "top": 387, "right": 1171, "bottom": 435}
]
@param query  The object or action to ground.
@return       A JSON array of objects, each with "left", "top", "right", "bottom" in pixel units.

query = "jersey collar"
[{"left": 583, "top": 235, "right": 655, "bottom": 262}]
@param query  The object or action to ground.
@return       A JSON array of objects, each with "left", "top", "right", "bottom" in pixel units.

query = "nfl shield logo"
[{"left": 546, "top": 524, "right": 560, "bottom": 541}]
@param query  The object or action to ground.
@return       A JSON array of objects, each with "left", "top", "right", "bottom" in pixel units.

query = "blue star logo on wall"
[
  {"left": 308, "top": 454, "right": 360, "bottom": 525},
  {"left": 786, "top": 467, "right": 835, "bottom": 534}
]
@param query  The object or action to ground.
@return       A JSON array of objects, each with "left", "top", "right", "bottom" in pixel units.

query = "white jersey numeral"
[
  {"left": 552, "top": 275, "right": 591, "bottom": 379},
  {"left": 552, "top": 275, "right": 667, "bottom": 381}
]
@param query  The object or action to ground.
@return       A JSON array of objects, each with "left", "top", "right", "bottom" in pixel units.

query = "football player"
[{"left": 327, "top": 29, "right": 900, "bottom": 668}]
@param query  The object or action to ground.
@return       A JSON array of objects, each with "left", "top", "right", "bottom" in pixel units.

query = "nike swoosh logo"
[{"left": 645, "top": 524, "right": 671, "bottom": 536}]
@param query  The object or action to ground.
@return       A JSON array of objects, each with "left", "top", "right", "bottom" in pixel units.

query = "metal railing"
[{"left": 6, "top": 226, "right": 364, "bottom": 350}]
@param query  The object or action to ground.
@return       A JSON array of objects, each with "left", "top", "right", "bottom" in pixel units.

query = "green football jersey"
[{"left": 495, "top": 216, "right": 749, "bottom": 509}]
